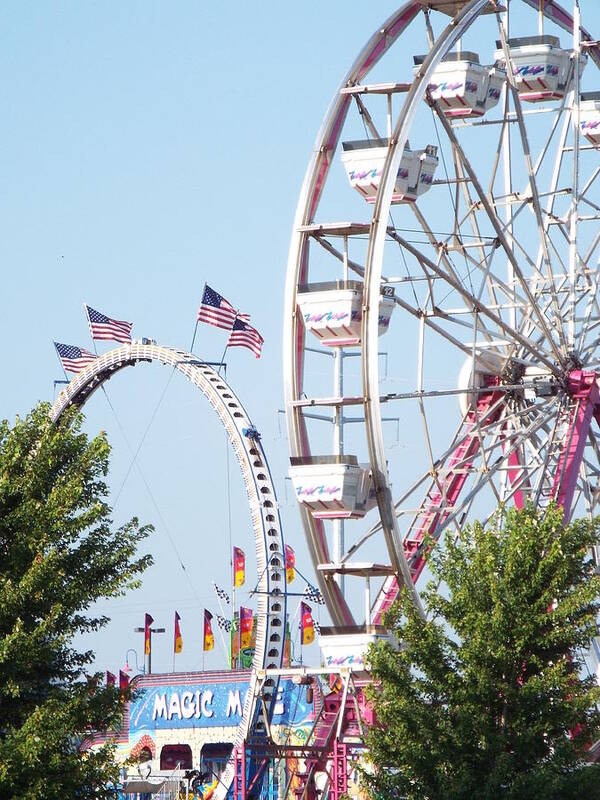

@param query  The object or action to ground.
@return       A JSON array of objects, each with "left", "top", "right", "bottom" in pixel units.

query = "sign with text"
[{"left": 129, "top": 678, "right": 311, "bottom": 732}]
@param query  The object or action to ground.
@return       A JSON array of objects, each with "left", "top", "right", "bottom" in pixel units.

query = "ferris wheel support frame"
[{"left": 49, "top": 342, "right": 287, "bottom": 800}]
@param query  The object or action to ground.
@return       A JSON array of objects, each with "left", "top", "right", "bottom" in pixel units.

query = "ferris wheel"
[
  {"left": 284, "top": 0, "right": 600, "bottom": 633},
  {"left": 49, "top": 342, "right": 287, "bottom": 800}
]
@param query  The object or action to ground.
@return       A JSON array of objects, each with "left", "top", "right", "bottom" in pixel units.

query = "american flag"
[
  {"left": 54, "top": 342, "right": 98, "bottom": 374},
  {"left": 216, "top": 615, "right": 232, "bottom": 632},
  {"left": 213, "top": 583, "right": 230, "bottom": 604},
  {"left": 197, "top": 284, "right": 250, "bottom": 331},
  {"left": 85, "top": 305, "right": 133, "bottom": 344},
  {"left": 227, "top": 318, "right": 264, "bottom": 358}
]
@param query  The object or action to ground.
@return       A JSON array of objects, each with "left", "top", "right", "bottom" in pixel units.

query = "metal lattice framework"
[
  {"left": 285, "top": 0, "right": 600, "bottom": 627},
  {"left": 282, "top": 3, "right": 600, "bottom": 796},
  {"left": 50, "top": 342, "right": 287, "bottom": 800}
]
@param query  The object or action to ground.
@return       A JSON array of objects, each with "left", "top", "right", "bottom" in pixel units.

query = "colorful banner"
[
  {"left": 300, "top": 602, "right": 315, "bottom": 645},
  {"left": 174, "top": 611, "right": 183, "bottom": 654},
  {"left": 106, "top": 670, "right": 116, "bottom": 687},
  {"left": 285, "top": 544, "right": 295, "bottom": 584},
  {"left": 233, "top": 546, "right": 245, "bottom": 587},
  {"left": 119, "top": 670, "right": 130, "bottom": 692},
  {"left": 230, "top": 612, "right": 240, "bottom": 668},
  {"left": 239, "top": 607, "right": 253, "bottom": 650},
  {"left": 283, "top": 617, "right": 291, "bottom": 667},
  {"left": 203, "top": 610, "right": 214, "bottom": 652},
  {"left": 144, "top": 613, "right": 154, "bottom": 656}
]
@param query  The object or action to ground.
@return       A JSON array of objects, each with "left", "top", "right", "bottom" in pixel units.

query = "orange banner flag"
[
  {"left": 285, "top": 544, "right": 295, "bottom": 584},
  {"left": 300, "top": 602, "right": 315, "bottom": 645},
  {"left": 144, "top": 613, "right": 154, "bottom": 655},
  {"left": 233, "top": 546, "right": 245, "bottom": 587},
  {"left": 174, "top": 611, "right": 183, "bottom": 654},
  {"left": 204, "top": 610, "right": 214, "bottom": 652},
  {"left": 239, "top": 606, "right": 253, "bottom": 649}
]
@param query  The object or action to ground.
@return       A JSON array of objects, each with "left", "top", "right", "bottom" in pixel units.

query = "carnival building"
[{"left": 85, "top": 669, "right": 314, "bottom": 799}]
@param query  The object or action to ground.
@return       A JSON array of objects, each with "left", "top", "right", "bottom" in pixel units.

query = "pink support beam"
[
  {"left": 552, "top": 370, "right": 599, "bottom": 521},
  {"left": 507, "top": 446, "right": 528, "bottom": 510},
  {"left": 331, "top": 740, "right": 348, "bottom": 800},
  {"left": 372, "top": 387, "right": 503, "bottom": 624}
]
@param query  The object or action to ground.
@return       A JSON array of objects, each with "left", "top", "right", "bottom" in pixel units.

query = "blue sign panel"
[{"left": 129, "top": 678, "right": 311, "bottom": 732}]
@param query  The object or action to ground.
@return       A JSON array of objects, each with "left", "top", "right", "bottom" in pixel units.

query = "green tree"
[
  {"left": 365, "top": 505, "right": 600, "bottom": 800},
  {"left": 0, "top": 403, "right": 152, "bottom": 799}
]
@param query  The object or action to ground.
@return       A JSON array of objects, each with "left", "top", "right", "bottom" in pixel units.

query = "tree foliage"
[
  {"left": 0, "top": 403, "right": 152, "bottom": 799},
  {"left": 365, "top": 505, "right": 600, "bottom": 800}
]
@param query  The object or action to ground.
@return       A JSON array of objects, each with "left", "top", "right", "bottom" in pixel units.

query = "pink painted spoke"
[
  {"left": 372, "top": 386, "right": 504, "bottom": 625},
  {"left": 552, "top": 371, "right": 600, "bottom": 521}
]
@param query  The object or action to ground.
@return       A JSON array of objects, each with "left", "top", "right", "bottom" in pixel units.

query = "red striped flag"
[
  {"left": 54, "top": 342, "right": 97, "bottom": 374},
  {"left": 227, "top": 319, "right": 264, "bottom": 358},
  {"left": 85, "top": 304, "right": 133, "bottom": 344},
  {"left": 197, "top": 284, "right": 250, "bottom": 331},
  {"left": 119, "top": 670, "right": 130, "bottom": 692}
]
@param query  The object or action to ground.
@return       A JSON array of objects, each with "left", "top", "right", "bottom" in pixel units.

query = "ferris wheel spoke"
[
  {"left": 432, "top": 103, "right": 566, "bottom": 364},
  {"left": 390, "top": 229, "right": 559, "bottom": 371},
  {"left": 411, "top": 402, "right": 557, "bottom": 537},
  {"left": 578, "top": 276, "right": 600, "bottom": 356},
  {"left": 498, "top": 26, "right": 568, "bottom": 349},
  {"left": 371, "top": 398, "right": 557, "bottom": 622},
  {"left": 343, "top": 405, "right": 499, "bottom": 565},
  {"left": 410, "top": 202, "right": 506, "bottom": 318}
]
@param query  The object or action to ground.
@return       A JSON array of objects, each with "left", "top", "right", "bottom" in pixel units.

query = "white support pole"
[
  {"left": 502, "top": 3, "right": 516, "bottom": 330},
  {"left": 365, "top": 575, "right": 371, "bottom": 626},
  {"left": 569, "top": 0, "right": 581, "bottom": 350},
  {"left": 332, "top": 239, "right": 349, "bottom": 596},
  {"left": 539, "top": 0, "right": 544, "bottom": 37}
]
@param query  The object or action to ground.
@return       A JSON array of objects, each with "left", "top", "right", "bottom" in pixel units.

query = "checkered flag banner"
[
  {"left": 313, "top": 620, "right": 321, "bottom": 635},
  {"left": 213, "top": 583, "right": 230, "bottom": 604},
  {"left": 303, "top": 584, "right": 325, "bottom": 605},
  {"left": 216, "top": 615, "right": 232, "bottom": 632}
]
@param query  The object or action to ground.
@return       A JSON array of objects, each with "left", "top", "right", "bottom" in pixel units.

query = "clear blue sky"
[
  {"left": 1, "top": 0, "right": 408, "bottom": 675},
  {"left": 2, "top": 1, "right": 599, "bottom": 676}
]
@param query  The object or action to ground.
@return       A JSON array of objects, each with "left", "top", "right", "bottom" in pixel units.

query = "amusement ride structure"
[
  {"left": 49, "top": 344, "right": 288, "bottom": 798},
  {"left": 52, "top": 1, "right": 600, "bottom": 798},
  {"left": 283, "top": 0, "right": 600, "bottom": 797}
]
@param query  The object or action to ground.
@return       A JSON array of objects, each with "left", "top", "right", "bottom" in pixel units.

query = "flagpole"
[
  {"left": 212, "top": 586, "right": 231, "bottom": 667},
  {"left": 189, "top": 321, "right": 199, "bottom": 353},
  {"left": 217, "top": 310, "right": 239, "bottom": 376},
  {"left": 53, "top": 342, "right": 70, "bottom": 383},
  {"left": 83, "top": 302, "right": 99, "bottom": 356},
  {"left": 232, "top": 582, "right": 236, "bottom": 670},
  {"left": 217, "top": 341, "right": 230, "bottom": 376}
]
